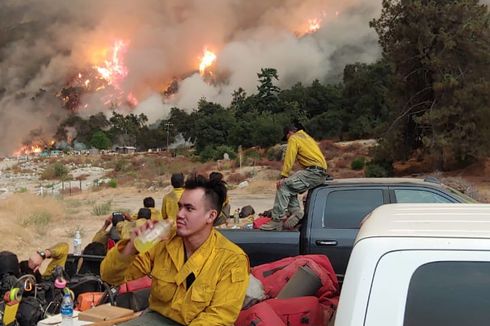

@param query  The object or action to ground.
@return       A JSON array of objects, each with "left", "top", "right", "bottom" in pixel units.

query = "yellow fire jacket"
[
  {"left": 130, "top": 207, "right": 162, "bottom": 221},
  {"left": 161, "top": 187, "right": 184, "bottom": 221},
  {"left": 281, "top": 130, "right": 327, "bottom": 177},
  {"left": 42, "top": 242, "right": 69, "bottom": 277},
  {"left": 118, "top": 219, "right": 148, "bottom": 240},
  {"left": 100, "top": 229, "right": 249, "bottom": 325}
]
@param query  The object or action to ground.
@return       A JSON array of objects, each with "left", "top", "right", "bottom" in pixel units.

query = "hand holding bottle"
[{"left": 123, "top": 220, "right": 174, "bottom": 256}]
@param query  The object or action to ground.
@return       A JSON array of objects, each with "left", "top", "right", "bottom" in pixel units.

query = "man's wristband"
[{"left": 37, "top": 250, "right": 46, "bottom": 259}]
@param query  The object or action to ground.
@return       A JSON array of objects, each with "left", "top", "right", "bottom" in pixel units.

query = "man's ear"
[{"left": 207, "top": 209, "right": 218, "bottom": 224}]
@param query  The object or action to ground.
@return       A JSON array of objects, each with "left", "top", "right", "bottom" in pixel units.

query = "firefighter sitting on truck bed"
[{"left": 261, "top": 124, "right": 328, "bottom": 231}]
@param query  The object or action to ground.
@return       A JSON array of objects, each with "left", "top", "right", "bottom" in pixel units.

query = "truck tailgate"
[{"left": 220, "top": 229, "right": 300, "bottom": 266}]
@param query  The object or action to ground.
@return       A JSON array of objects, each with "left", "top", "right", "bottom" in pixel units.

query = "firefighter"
[
  {"left": 27, "top": 242, "right": 69, "bottom": 278},
  {"left": 261, "top": 124, "right": 328, "bottom": 231},
  {"left": 161, "top": 172, "right": 185, "bottom": 222},
  {"left": 101, "top": 174, "right": 249, "bottom": 325}
]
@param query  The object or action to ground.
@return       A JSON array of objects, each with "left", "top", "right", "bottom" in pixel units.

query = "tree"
[
  {"left": 256, "top": 68, "right": 281, "bottom": 112},
  {"left": 109, "top": 112, "right": 149, "bottom": 146},
  {"left": 192, "top": 99, "right": 236, "bottom": 152},
  {"left": 342, "top": 60, "right": 391, "bottom": 139},
  {"left": 90, "top": 130, "right": 111, "bottom": 149},
  {"left": 163, "top": 107, "right": 193, "bottom": 142},
  {"left": 371, "top": 0, "right": 490, "bottom": 168}
]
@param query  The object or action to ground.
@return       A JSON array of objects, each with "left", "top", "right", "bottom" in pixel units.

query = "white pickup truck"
[{"left": 334, "top": 203, "right": 490, "bottom": 326}]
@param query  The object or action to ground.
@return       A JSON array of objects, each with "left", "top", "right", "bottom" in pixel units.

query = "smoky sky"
[{"left": 0, "top": 0, "right": 385, "bottom": 155}]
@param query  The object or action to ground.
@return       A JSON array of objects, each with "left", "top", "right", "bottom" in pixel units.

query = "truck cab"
[{"left": 335, "top": 204, "right": 490, "bottom": 326}]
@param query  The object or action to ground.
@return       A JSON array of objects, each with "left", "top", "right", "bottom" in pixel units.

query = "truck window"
[
  {"left": 324, "top": 189, "right": 383, "bottom": 228},
  {"left": 404, "top": 261, "right": 490, "bottom": 326},
  {"left": 394, "top": 189, "right": 451, "bottom": 203}
]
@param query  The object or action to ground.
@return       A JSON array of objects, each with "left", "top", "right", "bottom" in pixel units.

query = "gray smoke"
[{"left": 0, "top": 0, "right": 382, "bottom": 155}]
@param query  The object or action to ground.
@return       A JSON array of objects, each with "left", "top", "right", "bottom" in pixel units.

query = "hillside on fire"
[{"left": 1, "top": 0, "right": 489, "bottom": 174}]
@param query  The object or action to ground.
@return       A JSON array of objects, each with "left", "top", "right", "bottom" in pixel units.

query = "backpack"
[
  {"left": 236, "top": 296, "right": 326, "bottom": 326},
  {"left": 115, "top": 276, "right": 152, "bottom": 312},
  {"left": 251, "top": 255, "right": 339, "bottom": 308},
  {"left": 0, "top": 252, "right": 19, "bottom": 277},
  {"left": 15, "top": 297, "right": 45, "bottom": 326}
]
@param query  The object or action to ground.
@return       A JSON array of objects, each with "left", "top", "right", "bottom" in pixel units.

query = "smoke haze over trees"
[
  {"left": 1, "top": 0, "right": 488, "bottom": 174},
  {"left": 0, "top": 0, "right": 382, "bottom": 155}
]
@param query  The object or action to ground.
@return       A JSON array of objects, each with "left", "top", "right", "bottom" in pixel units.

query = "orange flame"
[
  {"left": 308, "top": 18, "right": 321, "bottom": 33},
  {"left": 199, "top": 48, "right": 217, "bottom": 76},
  {"left": 95, "top": 39, "right": 129, "bottom": 87},
  {"left": 13, "top": 144, "right": 43, "bottom": 157}
]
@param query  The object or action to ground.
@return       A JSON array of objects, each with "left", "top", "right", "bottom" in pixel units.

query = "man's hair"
[
  {"left": 184, "top": 174, "right": 227, "bottom": 216},
  {"left": 137, "top": 207, "right": 152, "bottom": 220},
  {"left": 171, "top": 172, "right": 185, "bottom": 188},
  {"left": 209, "top": 171, "right": 224, "bottom": 182},
  {"left": 78, "top": 242, "right": 107, "bottom": 275},
  {"left": 143, "top": 197, "right": 155, "bottom": 208}
]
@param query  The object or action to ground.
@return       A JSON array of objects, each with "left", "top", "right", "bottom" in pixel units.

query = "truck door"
[
  {"left": 305, "top": 186, "right": 388, "bottom": 277},
  {"left": 363, "top": 249, "right": 490, "bottom": 326}
]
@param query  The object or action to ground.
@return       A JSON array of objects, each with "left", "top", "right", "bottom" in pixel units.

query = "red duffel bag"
[
  {"left": 251, "top": 254, "right": 339, "bottom": 308},
  {"left": 236, "top": 296, "right": 326, "bottom": 326},
  {"left": 235, "top": 300, "right": 286, "bottom": 326}
]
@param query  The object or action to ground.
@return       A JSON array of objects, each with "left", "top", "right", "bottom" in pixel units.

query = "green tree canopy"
[
  {"left": 371, "top": 0, "right": 490, "bottom": 168},
  {"left": 90, "top": 130, "right": 112, "bottom": 150}
]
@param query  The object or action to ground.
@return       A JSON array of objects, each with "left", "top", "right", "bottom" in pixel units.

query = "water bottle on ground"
[
  {"left": 60, "top": 293, "right": 74, "bottom": 326},
  {"left": 73, "top": 230, "right": 82, "bottom": 255},
  {"left": 134, "top": 220, "right": 173, "bottom": 253},
  {"left": 234, "top": 208, "right": 240, "bottom": 225}
]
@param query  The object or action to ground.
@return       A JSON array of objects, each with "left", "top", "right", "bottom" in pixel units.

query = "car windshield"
[{"left": 445, "top": 186, "right": 478, "bottom": 203}]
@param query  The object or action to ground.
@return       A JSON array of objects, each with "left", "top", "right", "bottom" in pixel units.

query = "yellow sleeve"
[
  {"left": 189, "top": 255, "right": 250, "bottom": 326},
  {"left": 92, "top": 229, "right": 109, "bottom": 245},
  {"left": 161, "top": 196, "right": 168, "bottom": 220},
  {"left": 100, "top": 240, "right": 153, "bottom": 286},
  {"left": 151, "top": 208, "right": 163, "bottom": 221},
  {"left": 281, "top": 138, "right": 299, "bottom": 177},
  {"left": 43, "top": 242, "right": 69, "bottom": 277}
]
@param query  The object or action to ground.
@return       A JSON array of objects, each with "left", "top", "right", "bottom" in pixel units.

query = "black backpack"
[{"left": 15, "top": 297, "right": 44, "bottom": 326}]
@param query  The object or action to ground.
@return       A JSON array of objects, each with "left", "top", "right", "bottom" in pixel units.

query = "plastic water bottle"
[
  {"left": 234, "top": 209, "right": 240, "bottom": 225},
  {"left": 73, "top": 230, "right": 82, "bottom": 255},
  {"left": 60, "top": 293, "right": 74, "bottom": 325},
  {"left": 134, "top": 220, "right": 173, "bottom": 253}
]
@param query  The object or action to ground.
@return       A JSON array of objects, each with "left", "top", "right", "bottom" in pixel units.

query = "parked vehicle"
[
  {"left": 335, "top": 203, "right": 490, "bottom": 326},
  {"left": 221, "top": 177, "right": 476, "bottom": 278}
]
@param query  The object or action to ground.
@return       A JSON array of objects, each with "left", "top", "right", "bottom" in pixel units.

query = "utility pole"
[{"left": 165, "top": 122, "right": 173, "bottom": 150}]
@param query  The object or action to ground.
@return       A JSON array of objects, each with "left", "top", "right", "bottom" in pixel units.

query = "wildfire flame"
[
  {"left": 199, "top": 48, "right": 217, "bottom": 76},
  {"left": 296, "top": 11, "right": 331, "bottom": 37},
  {"left": 13, "top": 144, "right": 44, "bottom": 157},
  {"left": 63, "top": 39, "right": 138, "bottom": 110},
  {"left": 308, "top": 18, "right": 321, "bottom": 33},
  {"left": 95, "top": 40, "right": 129, "bottom": 87}
]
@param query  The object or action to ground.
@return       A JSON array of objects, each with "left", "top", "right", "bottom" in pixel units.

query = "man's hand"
[
  {"left": 123, "top": 212, "right": 131, "bottom": 221},
  {"left": 104, "top": 215, "right": 112, "bottom": 229},
  {"left": 28, "top": 252, "right": 44, "bottom": 272},
  {"left": 276, "top": 176, "right": 287, "bottom": 189},
  {"left": 122, "top": 220, "right": 157, "bottom": 256}
]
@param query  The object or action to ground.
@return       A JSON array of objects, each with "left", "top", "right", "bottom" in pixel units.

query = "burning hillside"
[{"left": 0, "top": 0, "right": 382, "bottom": 156}]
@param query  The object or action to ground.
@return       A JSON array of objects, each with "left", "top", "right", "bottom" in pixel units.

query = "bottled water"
[
  {"left": 60, "top": 293, "right": 74, "bottom": 325},
  {"left": 134, "top": 220, "right": 173, "bottom": 253},
  {"left": 73, "top": 230, "right": 82, "bottom": 255},
  {"left": 233, "top": 209, "right": 240, "bottom": 225}
]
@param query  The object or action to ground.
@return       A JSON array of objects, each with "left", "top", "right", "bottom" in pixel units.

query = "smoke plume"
[{"left": 0, "top": 0, "right": 383, "bottom": 155}]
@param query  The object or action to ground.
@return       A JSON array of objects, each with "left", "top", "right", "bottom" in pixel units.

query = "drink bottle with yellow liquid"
[{"left": 134, "top": 220, "right": 173, "bottom": 253}]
